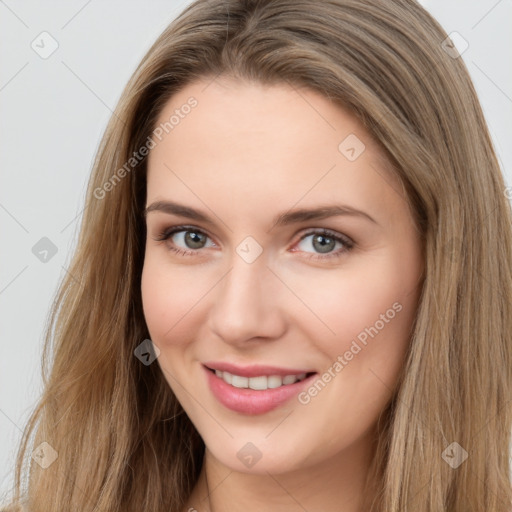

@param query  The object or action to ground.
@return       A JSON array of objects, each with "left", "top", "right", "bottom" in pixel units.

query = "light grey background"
[{"left": 1, "top": 0, "right": 511, "bottom": 501}]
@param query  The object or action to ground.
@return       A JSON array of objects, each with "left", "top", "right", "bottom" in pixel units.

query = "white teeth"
[
  {"left": 213, "top": 370, "right": 309, "bottom": 390},
  {"left": 267, "top": 375, "right": 283, "bottom": 388},
  {"left": 248, "top": 376, "right": 267, "bottom": 390},
  {"left": 231, "top": 375, "right": 249, "bottom": 388}
]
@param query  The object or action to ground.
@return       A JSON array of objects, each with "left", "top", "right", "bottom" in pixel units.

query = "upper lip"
[{"left": 203, "top": 361, "right": 316, "bottom": 378}]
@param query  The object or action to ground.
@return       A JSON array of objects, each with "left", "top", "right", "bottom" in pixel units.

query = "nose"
[{"left": 207, "top": 251, "right": 286, "bottom": 347}]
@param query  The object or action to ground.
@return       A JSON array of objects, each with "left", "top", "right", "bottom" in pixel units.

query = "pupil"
[
  {"left": 185, "top": 231, "right": 205, "bottom": 249},
  {"left": 313, "top": 234, "right": 334, "bottom": 254}
]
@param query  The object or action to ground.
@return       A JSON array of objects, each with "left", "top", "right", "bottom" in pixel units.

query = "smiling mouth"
[{"left": 206, "top": 367, "right": 317, "bottom": 391}]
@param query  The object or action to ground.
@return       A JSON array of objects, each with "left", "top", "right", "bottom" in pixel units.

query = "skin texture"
[{"left": 141, "top": 77, "right": 424, "bottom": 512}]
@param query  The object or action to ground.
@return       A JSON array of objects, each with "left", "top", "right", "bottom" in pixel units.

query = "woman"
[{"left": 2, "top": 0, "right": 511, "bottom": 511}]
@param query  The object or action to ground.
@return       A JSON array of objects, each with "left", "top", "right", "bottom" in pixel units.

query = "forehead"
[{"left": 145, "top": 77, "right": 406, "bottom": 227}]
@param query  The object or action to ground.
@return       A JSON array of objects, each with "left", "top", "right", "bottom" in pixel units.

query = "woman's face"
[{"left": 141, "top": 77, "right": 424, "bottom": 474}]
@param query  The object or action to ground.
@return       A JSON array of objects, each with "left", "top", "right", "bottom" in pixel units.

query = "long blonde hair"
[{"left": 2, "top": 1, "right": 512, "bottom": 510}]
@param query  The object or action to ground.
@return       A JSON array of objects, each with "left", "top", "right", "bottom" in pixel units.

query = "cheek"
[
  {"left": 293, "top": 259, "right": 420, "bottom": 439},
  {"left": 140, "top": 256, "right": 211, "bottom": 396},
  {"left": 140, "top": 254, "right": 209, "bottom": 347},
  {"left": 289, "top": 253, "right": 419, "bottom": 368}
]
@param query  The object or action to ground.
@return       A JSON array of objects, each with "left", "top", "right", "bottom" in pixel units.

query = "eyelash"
[{"left": 152, "top": 225, "right": 355, "bottom": 261}]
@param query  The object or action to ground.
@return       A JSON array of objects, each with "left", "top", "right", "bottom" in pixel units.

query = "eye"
[
  {"left": 152, "top": 225, "right": 216, "bottom": 257},
  {"left": 293, "top": 229, "right": 354, "bottom": 260},
  {"left": 152, "top": 225, "right": 355, "bottom": 261}
]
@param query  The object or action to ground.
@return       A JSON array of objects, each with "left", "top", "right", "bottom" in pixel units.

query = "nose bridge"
[
  {"left": 219, "top": 249, "right": 269, "bottom": 316},
  {"left": 208, "top": 244, "right": 283, "bottom": 343}
]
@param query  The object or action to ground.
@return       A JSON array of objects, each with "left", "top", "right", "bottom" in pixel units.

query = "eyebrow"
[{"left": 143, "top": 200, "right": 379, "bottom": 228}]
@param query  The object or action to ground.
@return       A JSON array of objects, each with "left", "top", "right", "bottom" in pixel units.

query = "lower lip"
[{"left": 203, "top": 365, "right": 317, "bottom": 415}]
